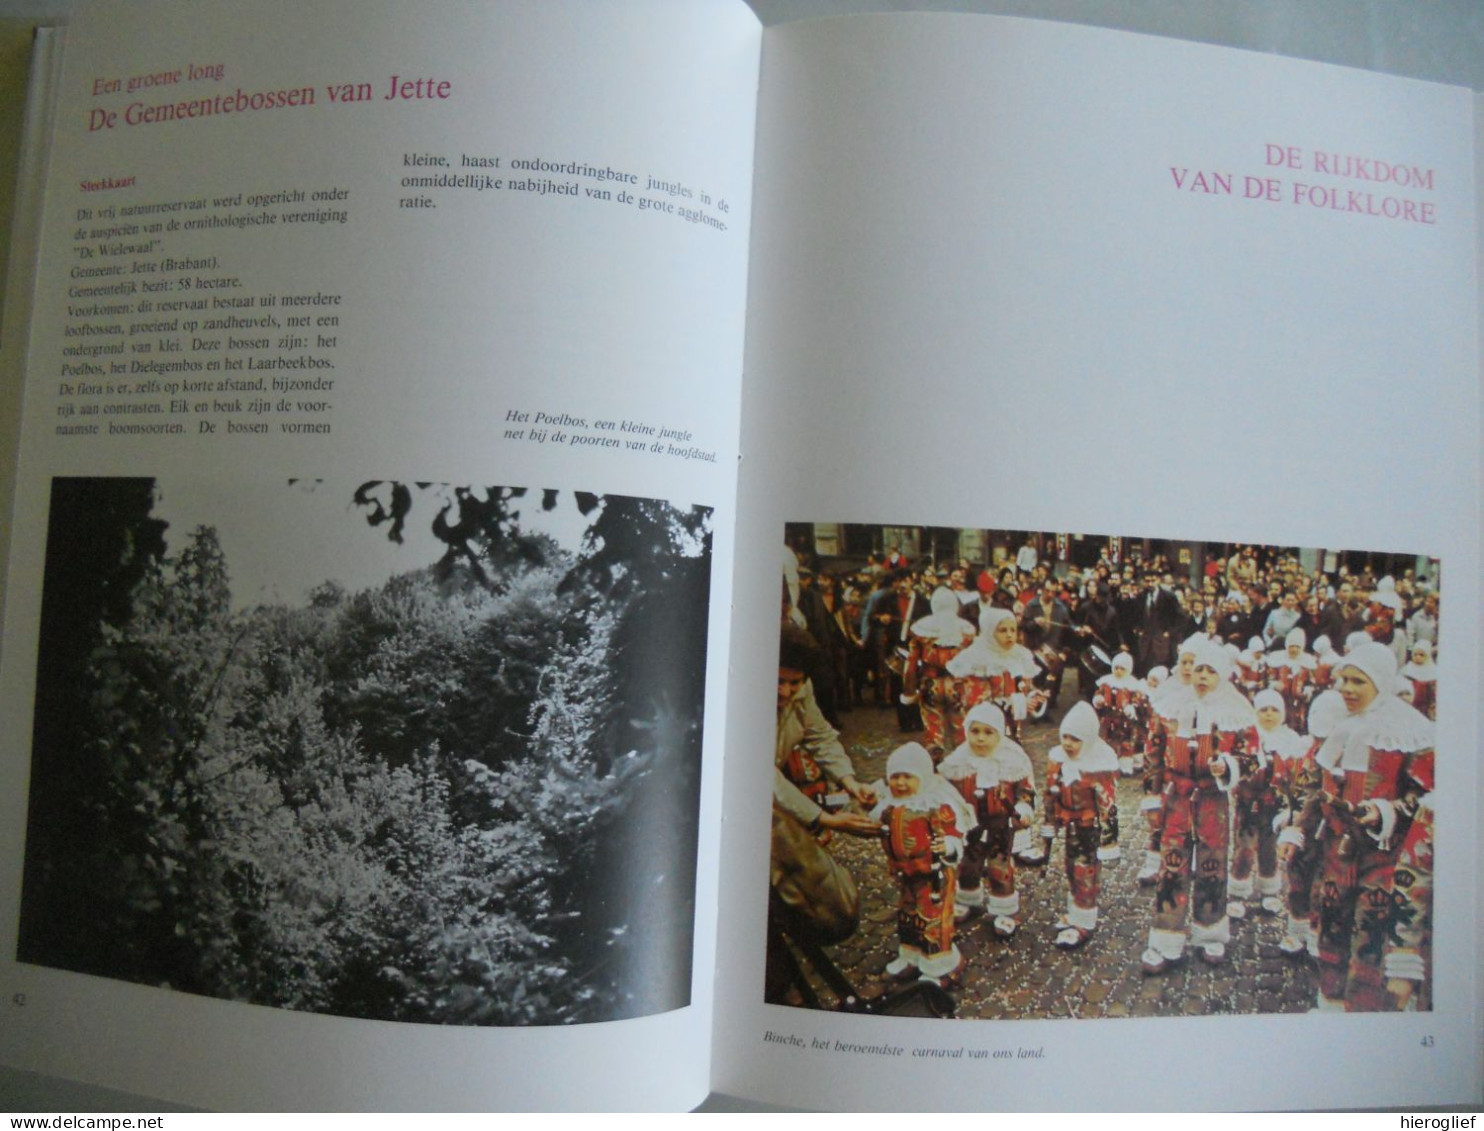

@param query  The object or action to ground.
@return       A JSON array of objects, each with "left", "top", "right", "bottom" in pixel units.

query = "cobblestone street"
[{"left": 791, "top": 687, "right": 1319, "bottom": 1021}]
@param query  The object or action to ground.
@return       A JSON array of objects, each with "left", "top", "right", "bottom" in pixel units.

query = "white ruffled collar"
[
  {"left": 1316, "top": 694, "right": 1433, "bottom": 773},
  {"left": 1048, "top": 736, "right": 1119, "bottom": 778},
  {"left": 1176, "top": 681, "right": 1257, "bottom": 734},
  {"left": 946, "top": 638, "right": 1035, "bottom": 678}
]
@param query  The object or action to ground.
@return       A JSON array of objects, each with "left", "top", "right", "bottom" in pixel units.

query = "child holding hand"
[{"left": 870, "top": 743, "right": 973, "bottom": 985}]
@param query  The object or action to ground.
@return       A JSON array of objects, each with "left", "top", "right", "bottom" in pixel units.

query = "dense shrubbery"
[{"left": 18, "top": 480, "right": 708, "bottom": 1025}]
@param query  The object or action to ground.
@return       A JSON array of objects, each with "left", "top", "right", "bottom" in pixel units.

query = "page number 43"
[{"left": 1420, "top": 1035, "right": 1436, "bottom": 1048}]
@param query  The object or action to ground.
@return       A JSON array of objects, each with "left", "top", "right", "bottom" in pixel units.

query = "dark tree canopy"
[
  {"left": 20, "top": 477, "right": 169, "bottom": 971},
  {"left": 18, "top": 478, "right": 714, "bottom": 1026}
]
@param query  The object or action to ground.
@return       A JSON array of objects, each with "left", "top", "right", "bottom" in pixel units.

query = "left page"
[{"left": 0, "top": 0, "right": 759, "bottom": 1110}]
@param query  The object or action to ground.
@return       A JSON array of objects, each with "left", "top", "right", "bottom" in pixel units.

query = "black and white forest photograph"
[
  {"left": 770, "top": 523, "right": 1437, "bottom": 1021},
  {"left": 17, "top": 476, "right": 713, "bottom": 1026}
]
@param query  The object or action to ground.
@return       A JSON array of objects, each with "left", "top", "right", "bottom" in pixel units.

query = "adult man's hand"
[{"left": 819, "top": 810, "right": 879, "bottom": 836}]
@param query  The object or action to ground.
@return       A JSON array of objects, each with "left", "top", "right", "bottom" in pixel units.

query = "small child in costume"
[
  {"left": 947, "top": 605, "right": 1039, "bottom": 742},
  {"left": 1137, "top": 636, "right": 1203, "bottom": 886},
  {"left": 1141, "top": 637, "right": 1256, "bottom": 973},
  {"left": 1266, "top": 627, "right": 1317, "bottom": 731},
  {"left": 1227, "top": 689, "right": 1292, "bottom": 920},
  {"left": 1235, "top": 636, "right": 1269, "bottom": 700},
  {"left": 869, "top": 743, "right": 972, "bottom": 985},
  {"left": 1045, "top": 701, "right": 1119, "bottom": 949},
  {"left": 1399, "top": 641, "right": 1437, "bottom": 720},
  {"left": 1273, "top": 688, "right": 1346, "bottom": 958},
  {"left": 947, "top": 606, "right": 1045, "bottom": 864},
  {"left": 902, "top": 587, "right": 976, "bottom": 758},
  {"left": 938, "top": 702, "right": 1035, "bottom": 938},
  {"left": 1307, "top": 643, "right": 1433, "bottom": 1012},
  {"left": 1312, "top": 634, "right": 1341, "bottom": 692},
  {"left": 1092, "top": 650, "right": 1149, "bottom": 778}
]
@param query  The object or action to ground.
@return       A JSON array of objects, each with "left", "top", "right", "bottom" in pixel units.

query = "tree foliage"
[{"left": 19, "top": 479, "right": 712, "bottom": 1026}]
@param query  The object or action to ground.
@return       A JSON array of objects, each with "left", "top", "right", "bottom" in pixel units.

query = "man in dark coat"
[
  {"left": 1127, "top": 570, "right": 1183, "bottom": 675},
  {"left": 1073, "top": 578, "right": 1121, "bottom": 700},
  {"left": 863, "top": 570, "right": 926, "bottom": 728},
  {"left": 1317, "top": 579, "right": 1367, "bottom": 645},
  {"left": 795, "top": 567, "right": 842, "bottom": 725},
  {"left": 1021, "top": 579, "right": 1074, "bottom": 709}
]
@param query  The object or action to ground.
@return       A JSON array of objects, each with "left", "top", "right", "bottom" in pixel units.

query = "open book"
[{"left": 0, "top": 0, "right": 1479, "bottom": 1112}]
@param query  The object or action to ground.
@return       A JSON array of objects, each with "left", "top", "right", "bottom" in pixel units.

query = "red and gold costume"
[
  {"left": 939, "top": 703, "right": 1034, "bottom": 933},
  {"left": 1143, "top": 639, "right": 1257, "bottom": 970},
  {"left": 1404, "top": 674, "right": 1437, "bottom": 720},
  {"left": 1137, "top": 640, "right": 1201, "bottom": 886},
  {"left": 946, "top": 606, "right": 1038, "bottom": 742},
  {"left": 1093, "top": 655, "right": 1150, "bottom": 778},
  {"left": 1273, "top": 689, "right": 1345, "bottom": 956},
  {"left": 1387, "top": 800, "right": 1434, "bottom": 1011},
  {"left": 1312, "top": 636, "right": 1341, "bottom": 692},
  {"left": 1229, "top": 690, "right": 1294, "bottom": 918},
  {"left": 1234, "top": 640, "right": 1268, "bottom": 700},
  {"left": 903, "top": 588, "right": 975, "bottom": 758},
  {"left": 1046, "top": 702, "right": 1119, "bottom": 944},
  {"left": 1399, "top": 648, "right": 1437, "bottom": 721},
  {"left": 1268, "top": 633, "right": 1317, "bottom": 731},
  {"left": 881, "top": 803, "right": 960, "bottom": 966},
  {"left": 1305, "top": 644, "right": 1434, "bottom": 1012},
  {"left": 1364, "top": 601, "right": 1398, "bottom": 646},
  {"left": 871, "top": 743, "right": 970, "bottom": 982}
]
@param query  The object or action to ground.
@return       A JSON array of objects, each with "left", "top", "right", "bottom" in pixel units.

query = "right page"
[{"left": 714, "top": 13, "right": 1480, "bottom": 1110}]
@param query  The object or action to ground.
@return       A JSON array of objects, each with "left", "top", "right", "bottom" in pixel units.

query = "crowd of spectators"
[{"left": 786, "top": 538, "right": 1438, "bottom": 723}]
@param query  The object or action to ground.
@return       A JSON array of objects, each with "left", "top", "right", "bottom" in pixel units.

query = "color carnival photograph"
[
  {"left": 768, "top": 524, "right": 1437, "bottom": 1020},
  {"left": 18, "top": 477, "right": 713, "bottom": 1026}
]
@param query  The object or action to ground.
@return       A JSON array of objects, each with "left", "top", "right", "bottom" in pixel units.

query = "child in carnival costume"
[
  {"left": 1274, "top": 688, "right": 1346, "bottom": 959},
  {"left": 1142, "top": 637, "right": 1257, "bottom": 973},
  {"left": 1234, "top": 636, "right": 1269, "bottom": 700},
  {"left": 1312, "top": 634, "right": 1341, "bottom": 692},
  {"left": 901, "top": 586, "right": 976, "bottom": 760},
  {"left": 1145, "top": 665, "right": 1168, "bottom": 694},
  {"left": 1137, "top": 635, "right": 1203, "bottom": 886},
  {"left": 868, "top": 743, "right": 972, "bottom": 985},
  {"left": 1387, "top": 791, "right": 1434, "bottom": 1011},
  {"left": 1365, "top": 583, "right": 1405, "bottom": 658},
  {"left": 1307, "top": 643, "right": 1433, "bottom": 1011},
  {"left": 947, "top": 605, "right": 1046, "bottom": 864},
  {"left": 1267, "top": 627, "right": 1317, "bottom": 731},
  {"left": 1093, "top": 650, "right": 1150, "bottom": 779},
  {"left": 938, "top": 702, "right": 1034, "bottom": 938},
  {"left": 1226, "top": 689, "right": 1293, "bottom": 920},
  {"left": 1045, "top": 701, "right": 1120, "bottom": 949},
  {"left": 1398, "top": 640, "right": 1437, "bottom": 721},
  {"left": 947, "top": 605, "right": 1041, "bottom": 740}
]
